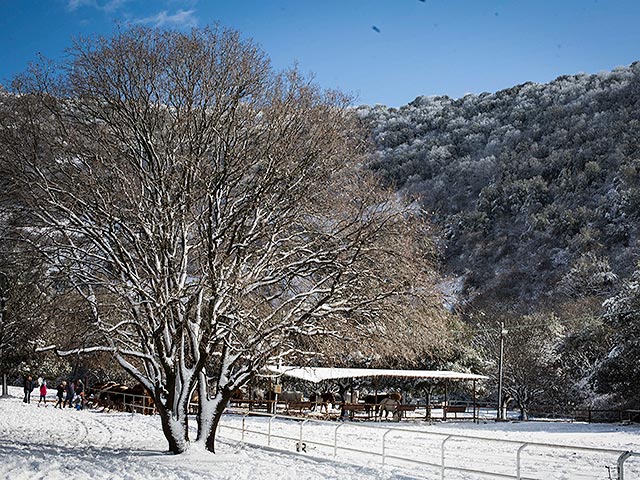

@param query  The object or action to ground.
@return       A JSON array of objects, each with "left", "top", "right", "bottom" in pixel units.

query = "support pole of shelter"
[
  {"left": 497, "top": 322, "right": 507, "bottom": 421},
  {"left": 269, "top": 377, "right": 275, "bottom": 414},
  {"left": 374, "top": 377, "right": 379, "bottom": 421}
]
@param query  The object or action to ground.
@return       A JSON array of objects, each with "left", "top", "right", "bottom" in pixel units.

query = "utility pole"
[
  {"left": 497, "top": 322, "right": 508, "bottom": 420},
  {"left": 0, "top": 272, "right": 8, "bottom": 397}
]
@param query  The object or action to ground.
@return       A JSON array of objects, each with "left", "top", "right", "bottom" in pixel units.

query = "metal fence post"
[
  {"left": 299, "top": 419, "right": 310, "bottom": 453},
  {"left": 618, "top": 451, "right": 632, "bottom": 480},
  {"left": 516, "top": 443, "right": 529, "bottom": 479},
  {"left": 242, "top": 413, "right": 247, "bottom": 442},
  {"left": 441, "top": 435, "right": 452, "bottom": 480},
  {"left": 268, "top": 415, "right": 274, "bottom": 446},
  {"left": 382, "top": 429, "right": 392, "bottom": 466},
  {"left": 334, "top": 423, "right": 345, "bottom": 459}
]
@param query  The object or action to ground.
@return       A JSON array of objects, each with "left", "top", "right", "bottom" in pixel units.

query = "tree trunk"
[
  {"left": 519, "top": 405, "right": 528, "bottom": 421},
  {"left": 155, "top": 391, "right": 190, "bottom": 454},
  {"left": 196, "top": 383, "right": 232, "bottom": 454},
  {"left": 157, "top": 406, "right": 189, "bottom": 453},
  {"left": 204, "top": 394, "right": 231, "bottom": 453}
]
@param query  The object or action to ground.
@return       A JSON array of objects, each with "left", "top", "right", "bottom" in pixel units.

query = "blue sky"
[{"left": 2, "top": 0, "right": 640, "bottom": 106}]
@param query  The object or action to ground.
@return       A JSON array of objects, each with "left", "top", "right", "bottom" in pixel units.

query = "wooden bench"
[
  {"left": 286, "top": 401, "right": 315, "bottom": 413},
  {"left": 396, "top": 404, "right": 417, "bottom": 412},
  {"left": 395, "top": 404, "right": 417, "bottom": 419},
  {"left": 445, "top": 405, "right": 467, "bottom": 413},
  {"left": 342, "top": 403, "right": 367, "bottom": 412},
  {"left": 339, "top": 403, "right": 369, "bottom": 419},
  {"left": 444, "top": 405, "right": 467, "bottom": 419}
]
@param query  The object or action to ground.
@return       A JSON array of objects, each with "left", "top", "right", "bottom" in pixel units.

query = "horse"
[
  {"left": 363, "top": 392, "right": 402, "bottom": 417},
  {"left": 229, "top": 388, "right": 245, "bottom": 406},
  {"left": 279, "top": 391, "right": 304, "bottom": 405},
  {"left": 309, "top": 391, "right": 336, "bottom": 413},
  {"left": 378, "top": 397, "right": 401, "bottom": 420},
  {"left": 128, "top": 383, "right": 155, "bottom": 414},
  {"left": 344, "top": 390, "right": 359, "bottom": 404},
  {"left": 91, "top": 383, "right": 130, "bottom": 412},
  {"left": 88, "top": 381, "right": 116, "bottom": 409}
]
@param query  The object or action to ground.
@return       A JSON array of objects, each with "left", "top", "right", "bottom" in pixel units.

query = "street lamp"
[{"left": 497, "top": 322, "right": 508, "bottom": 420}]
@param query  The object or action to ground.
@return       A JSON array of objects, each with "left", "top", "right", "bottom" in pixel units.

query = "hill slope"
[{"left": 359, "top": 63, "right": 640, "bottom": 311}]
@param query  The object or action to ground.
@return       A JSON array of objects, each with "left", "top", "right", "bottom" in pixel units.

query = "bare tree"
[
  {"left": 2, "top": 27, "right": 439, "bottom": 453},
  {"left": 0, "top": 168, "right": 53, "bottom": 392}
]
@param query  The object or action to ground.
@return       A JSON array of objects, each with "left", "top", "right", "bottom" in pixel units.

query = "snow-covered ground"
[
  {"left": 218, "top": 410, "right": 640, "bottom": 479},
  {"left": 1, "top": 387, "right": 639, "bottom": 479}
]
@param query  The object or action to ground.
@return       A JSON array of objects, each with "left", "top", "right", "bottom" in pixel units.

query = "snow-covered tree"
[
  {"left": 596, "top": 266, "right": 640, "bottom": 406},
  {"left": 0, "top": 186, "right": 49, "bottom": 391},
  {"left": 475, "top": 313, "right": 566, "bottom": 420},
  {"left": 1, "top": 27, "right": 439, "bottom": 453}
]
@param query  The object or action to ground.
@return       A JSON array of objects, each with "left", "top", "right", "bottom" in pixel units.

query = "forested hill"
[{"left": 358, "top": 63, "right": 640, "bottom": 311}]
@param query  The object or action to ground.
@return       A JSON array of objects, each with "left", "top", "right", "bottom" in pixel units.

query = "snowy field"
[{"left": 1, "top": 387, "right": 639, "bottom": 480}]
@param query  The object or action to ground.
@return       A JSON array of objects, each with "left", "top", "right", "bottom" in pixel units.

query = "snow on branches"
[{"left": 2, "top": 27, "right": 440, "bottom": 453}]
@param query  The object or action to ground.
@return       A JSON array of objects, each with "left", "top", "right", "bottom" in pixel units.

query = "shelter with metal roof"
[
  {"left": 266, "top": 365, "right": 488, "bottom": 422},
  {"left": 266, "top": 365, "right": 487, "bottom": 383}
]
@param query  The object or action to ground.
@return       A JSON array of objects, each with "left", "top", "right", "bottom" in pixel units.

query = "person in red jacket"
[{"left": 38, "top": 379, "right": 48, "bottom": 406}]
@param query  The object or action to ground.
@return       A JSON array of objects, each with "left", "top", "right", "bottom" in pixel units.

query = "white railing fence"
[
  {"left": 618, "top": 452, "right": 640, "bottom": 480},
  {"left": 217, "top": 411, "right": 639, "bottom": 480},
  {"left": 85, "top": 389, "right": 639, "bottom": 479}
]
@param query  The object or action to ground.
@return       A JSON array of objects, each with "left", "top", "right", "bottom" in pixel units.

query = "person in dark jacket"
[
  {"left": 23, "top": 375, "right": 34, "bottom": 403},
  {"left": 65, "top": 380, "right": 75, "bottom": 408},
  {"left": 75, "top": 379, "right": 84, "bottom": 396},
  {"left": 75, "top": 379, "right": 84, "bottom": 410},
  {"left": 55, "top": 381, "right": 66, "bottom": 409}
]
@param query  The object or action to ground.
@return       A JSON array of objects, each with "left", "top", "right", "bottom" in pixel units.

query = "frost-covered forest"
[{"left": 359, "top": 63, "right": 640, "bottom": 411}]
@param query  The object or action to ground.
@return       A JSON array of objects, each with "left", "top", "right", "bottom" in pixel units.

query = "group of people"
[{"left": 22, "top": 375, "right": 85, "bottom": 410}]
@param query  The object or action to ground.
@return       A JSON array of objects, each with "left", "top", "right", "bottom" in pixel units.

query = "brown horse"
[
  {"left": 91, "top": 383, "right": 130, "bottom": 412},
  {"left": 309, "top": 391, "right": 336, "bottom": 413},
  {"left": 128, "top": 383, "right": 155, "bottom": 414}
]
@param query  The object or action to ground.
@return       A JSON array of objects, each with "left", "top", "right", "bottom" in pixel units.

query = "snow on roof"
[{"left": 266, "top": 365, "right": 488, "bottom": 383}]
